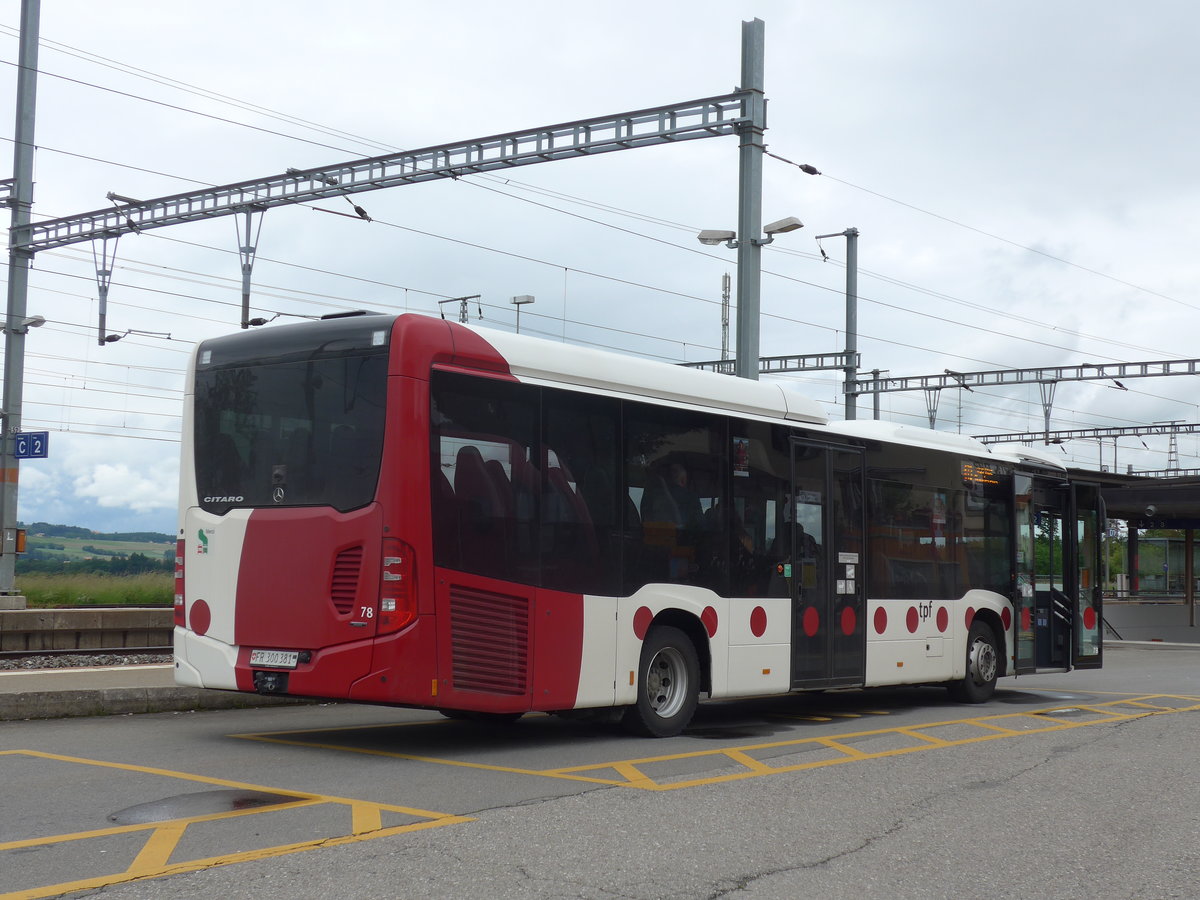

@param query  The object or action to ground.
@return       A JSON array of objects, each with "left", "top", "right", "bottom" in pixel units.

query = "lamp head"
[
  {"left": 698, "top": 229, "right": 737, "bottom": 246},
  {"left": 764, "top": 216, "right": 803, "bottom": 235}
]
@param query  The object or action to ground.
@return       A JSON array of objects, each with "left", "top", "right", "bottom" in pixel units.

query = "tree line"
[
  {"left": 20, "top": 521, "right": 173, "bottom": 544},
  {"left": 18, "top": 551, "right": 172, "bottom": 576}
]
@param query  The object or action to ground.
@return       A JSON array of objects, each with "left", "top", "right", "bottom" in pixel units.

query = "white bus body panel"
[{"left": 864, "top": 590, "right": 1010, "bottom": 687}]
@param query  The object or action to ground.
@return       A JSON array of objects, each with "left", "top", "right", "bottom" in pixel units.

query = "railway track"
[{"left": 0, "top": 646, "right": 173, "bottom": 666}]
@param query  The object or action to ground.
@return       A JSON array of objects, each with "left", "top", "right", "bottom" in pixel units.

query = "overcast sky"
[{"left": 2, "top": 0, "right": 1199, "bottom": 534}]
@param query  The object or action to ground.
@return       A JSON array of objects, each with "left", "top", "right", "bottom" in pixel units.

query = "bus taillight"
[
  {"left": 174, "top": 538, "right": 186, "bottom": 627},
  {"left": 378, "top": 538, "right": 416, "bottom": 634}
]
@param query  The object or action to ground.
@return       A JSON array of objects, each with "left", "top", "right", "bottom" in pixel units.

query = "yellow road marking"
[
  {"left": 233, "top": 693, "right": 1200, "bottom": 793},
  {"left": 815, "top": 737, "right": 870, "bottom": 759},
  {"left": 351, "top": 800, "right": 383, "bottom": 835},
  {"left": 126, "top": 822, "right": 187, "bottom": 871},
  {"left": 899, "top": 728, "right": 952, "bottom": 747},
  {"left": 723, "top": 749, "right": 776, "bottom": 774},
  {"left": 0, "top": 750, "right": 472, "bottom": 900}
]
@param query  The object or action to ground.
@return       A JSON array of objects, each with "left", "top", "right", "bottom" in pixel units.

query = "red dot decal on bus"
[
  {"left": 841, "top": 606, "right": 856, "bottom": 636},
  {"left": 1083, "top": 607, "right": 1097, "bottom": 630},
  {"left": 874, "top": 607, "right": 887, "bottom": 635},
  {"left": 936, "top": 606, "right": 948, "bottom": 633},
  {"left": 965, "top": 606, "right": 975, "bottom": 628},
  {"left": 906, "top": 606, "right": 919, "bottom": 633},
  {"left": 750, "top": 606, "right": 767, "bottom": 637},
  {"left": 702, "top": 606, "right": 719, "bottom": 638},
  {"left": 190, "top": 598, "right": 211, "bottom": 637},
  {"left": 1022, "top": 606, "right": 1032, "bottom": 631},
  {"left": 633, "top": 606, "right": 653, "bottom": 640},
  {"left": 1002, "top": 607, "right": 1012, "bottom": 631},
  {"left": 802, "top": 606, "right": 820, "bottom": 637}
]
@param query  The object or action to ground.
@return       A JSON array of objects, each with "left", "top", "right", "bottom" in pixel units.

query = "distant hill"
[
  {"left": 17, "top": 523, "right": 174, "bottom": 575},
  {"left": 19, "top": 522, "right": 173, "bottom": 544}
]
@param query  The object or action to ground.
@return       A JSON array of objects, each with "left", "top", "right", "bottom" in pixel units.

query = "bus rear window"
[{"left": 193, "top": 353, "right": 387, "bottom": 514}]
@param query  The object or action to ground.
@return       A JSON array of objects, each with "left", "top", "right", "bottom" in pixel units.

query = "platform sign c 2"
[{"left": 13, "top": 431, "right": 49, "bottom": 459}]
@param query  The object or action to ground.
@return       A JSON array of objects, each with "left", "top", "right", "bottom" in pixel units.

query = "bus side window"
[
  {"left": 623, "top": 406, "right": 727, "bottom": 594},
  {"left": 542, "top": 388, "right": 620, "bottom": 595}
]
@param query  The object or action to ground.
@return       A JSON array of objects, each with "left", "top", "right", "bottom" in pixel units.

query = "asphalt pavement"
[{"left": 0, "top": 640, "right": 1189, "bottom": 722}]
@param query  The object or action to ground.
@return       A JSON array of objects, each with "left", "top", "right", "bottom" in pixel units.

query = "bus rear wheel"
[
  {"left": 948, "top": 620, "right": 999, "bottom": 703},
  {"left": 623, "top": 625, "right": 700, "bottom": 737}
]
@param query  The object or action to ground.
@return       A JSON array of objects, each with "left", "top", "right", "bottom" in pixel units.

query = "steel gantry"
[
  {"left": 682, "top": 351, "right": 859, "bottom": 376},
  {"left": 974, "top": 422, "right": 1200, "bottom": 474},
  {"left": 18, "top": 90, "right": 759, "bottom": 335},
  {"left": 975, "top": 422, "right": 1200, "bottom": 445},
  {"left": 848, "top": 359, "right": 1200, "bottom": 430},
  {"left": 17, "top": 94, "right": 756, "bottom": 256}
]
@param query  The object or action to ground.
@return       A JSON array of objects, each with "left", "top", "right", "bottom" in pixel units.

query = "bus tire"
[
  {"left": 623, "top": 625, "right": 700, "bottom": 737},
  {"left": 948, "top": 620, "right": 999, "bottom": 703}
]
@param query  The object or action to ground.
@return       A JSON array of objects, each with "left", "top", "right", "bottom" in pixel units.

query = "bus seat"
[
  {"left": 454, "top": 445, "right": 510, "bottom": 576},
  {"left": 640, "top": 474, "right": 681, "bottom": 526},
  {"left": 546, "top": 465, "right": 599, "bottom": 575},
  {"left": 430, "top": 468, "right": 458, "bottom": 568}
]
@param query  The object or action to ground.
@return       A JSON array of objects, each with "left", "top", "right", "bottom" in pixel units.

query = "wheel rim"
[
  {"left": 968, "top": 637, "right": 997, "bottom": 685},
  {"left": 645, "top": 646, "right": 688, "bottom": 719}
]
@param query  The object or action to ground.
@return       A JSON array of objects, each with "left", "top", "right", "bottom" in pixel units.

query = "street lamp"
[
  {"left": 696, "top": 217, "right": 803, "bottom": 380},
  {"left": 697, "top": 216, "right": 803, "bottom": 249},
  {"left": 511, "top": 295, "right": 534, "bottom": 334},
  {"left": 3, "top": 315, "right": 43, "bottom": 335}
]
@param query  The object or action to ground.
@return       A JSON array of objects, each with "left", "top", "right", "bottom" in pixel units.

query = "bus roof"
[
  {"left": 464, "top": 323, "right": 828, "bottom": 426},
  {"left": 825, "top": 419, "right": 1066, "bottom": 470}
]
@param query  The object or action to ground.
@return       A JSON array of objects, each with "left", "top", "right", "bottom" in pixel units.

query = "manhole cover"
[{"left": 109, "top": 789, "right": 297, "bottom": 824}]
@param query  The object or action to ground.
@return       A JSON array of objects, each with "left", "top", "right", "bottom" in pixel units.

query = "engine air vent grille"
[
  {"left": 449, "top": 586, "right": 529, "bottom": 695},
  {"left": 330, "top": 546, "right": 364, "bottom": 615}
]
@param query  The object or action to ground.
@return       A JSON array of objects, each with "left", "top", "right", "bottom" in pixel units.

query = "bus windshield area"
[{"left": 193, "top": 352, "right": 388, "bottom": 514}]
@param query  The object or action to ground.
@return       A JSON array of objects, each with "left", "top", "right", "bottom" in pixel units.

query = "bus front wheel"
[
  {"left": 948, "top": 620, "right": 999, "bottom": 703},
  {"left": 623, "top": 625, "right": 700, "bottom": 738}
]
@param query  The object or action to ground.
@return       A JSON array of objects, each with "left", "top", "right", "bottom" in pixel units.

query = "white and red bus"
[{"left": 174, "top": 312, "right": 1102, "bottom": 736}]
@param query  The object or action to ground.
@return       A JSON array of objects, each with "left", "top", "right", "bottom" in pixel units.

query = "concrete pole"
[
  {"left": 734, "top": 18, "right": 765, "bottom": 381},
  {"left": 0, "top": 0, "right": 40, "bottom": 599}
]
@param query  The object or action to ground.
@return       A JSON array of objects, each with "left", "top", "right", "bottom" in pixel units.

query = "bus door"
[
  {"left": 1072, "top": 481, "right": 1103, "bottom": 669},
  {"left": 789, "top": 439, "right": 866, "bottom": 688},
  {"left": 1013, "top": 475, "right": 1103, "bottom": 674}
]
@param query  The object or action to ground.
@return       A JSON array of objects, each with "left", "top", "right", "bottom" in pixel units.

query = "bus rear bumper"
[{"left": 174, "top": 627, "right": 240, "bottom": 690}]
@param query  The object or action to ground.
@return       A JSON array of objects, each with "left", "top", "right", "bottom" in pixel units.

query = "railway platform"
[{"left": 0, "top": 663, "right": 302, "bottom": 721}]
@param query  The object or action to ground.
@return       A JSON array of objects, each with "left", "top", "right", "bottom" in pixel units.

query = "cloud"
[
  {"left": 72, "top": 461, "right": 176, "bottom": 513},
  {"left": 16, "top": 433, "right": 178, "bottom": 532}
]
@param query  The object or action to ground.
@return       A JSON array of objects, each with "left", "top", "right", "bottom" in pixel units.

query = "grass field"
[
  {"left": 17, "top": 573, "right": 173, "bottom": 607},
  {"left": 25, "top": 535, "right": 174, "bottom": 563}
]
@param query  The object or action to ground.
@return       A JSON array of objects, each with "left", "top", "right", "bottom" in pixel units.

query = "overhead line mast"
[{"left": 0, "top": 0, "right": 40, "bottom": 601}]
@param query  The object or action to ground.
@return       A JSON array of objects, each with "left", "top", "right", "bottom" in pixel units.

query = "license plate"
[{"left": 249, "top": 649, "right": 299, "bottom": 669}]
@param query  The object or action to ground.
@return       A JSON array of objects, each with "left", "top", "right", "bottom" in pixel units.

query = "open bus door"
[
  {"left": 1072, "top": 481, "right": 1104, "bottom": 669},
  {"left": 1013, "top": 474, "right": 1103, "bottom": 674},
  {"left": 789, "top": 439, "right": 866, "bottom": 689}
]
